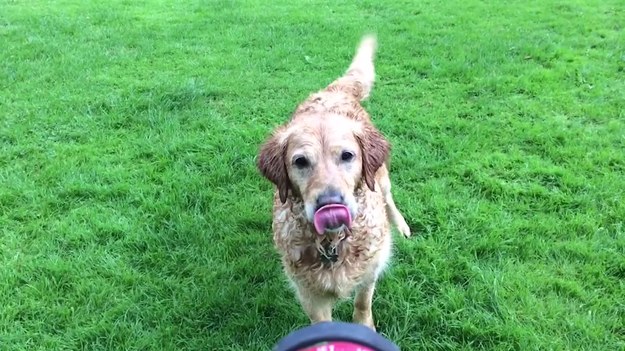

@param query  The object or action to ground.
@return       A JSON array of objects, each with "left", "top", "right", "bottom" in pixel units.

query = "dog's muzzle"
[{"left": 313, "top": 189, "right": 352, "bottom": 235}]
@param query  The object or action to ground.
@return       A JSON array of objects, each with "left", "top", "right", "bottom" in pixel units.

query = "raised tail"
[{"left": 326, "top": 34, "right": 377, "bottom": 101}]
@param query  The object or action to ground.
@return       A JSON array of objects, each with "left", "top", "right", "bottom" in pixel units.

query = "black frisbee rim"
[{"left": 273, "top": 321, "right": 400, "bottom": 351}]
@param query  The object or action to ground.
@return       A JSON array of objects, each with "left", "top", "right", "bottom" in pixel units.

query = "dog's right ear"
[
  {"left": 257, "top": 128, "right": 290, "bottom": 203},
  {"left": 355, "top": 123, "right": 390, "bottom": 192}
]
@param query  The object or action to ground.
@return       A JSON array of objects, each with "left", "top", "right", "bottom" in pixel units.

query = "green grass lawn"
[{"left": 1, "top": 0, "right": 624, "bottom": 350}]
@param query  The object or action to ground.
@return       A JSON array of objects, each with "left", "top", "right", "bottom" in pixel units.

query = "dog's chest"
[
  {"left": 271, "top": 192, "right": 389, "bottom": 295},
  {"left": 278, "top": 230, "right": 384, "bottom": 297}
]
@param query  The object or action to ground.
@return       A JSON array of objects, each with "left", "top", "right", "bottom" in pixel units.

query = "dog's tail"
[{"left": 326, "top": 34, "right": 377, "bottom": 101}]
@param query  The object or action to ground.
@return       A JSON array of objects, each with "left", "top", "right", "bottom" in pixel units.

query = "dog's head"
[
  {"left": 257, "top": 113, "right": 389, "bottom": 233},
  {"left": 257, "top": 35, "right": 387, "bottom": 234}
]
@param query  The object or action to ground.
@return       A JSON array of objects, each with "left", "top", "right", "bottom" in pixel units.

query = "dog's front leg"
[
  {"left": 353, "top": 281, "right": 376, "bottom": 330},
  {"left": 297, "top": 288, "right": 334, "bottom": 324}
]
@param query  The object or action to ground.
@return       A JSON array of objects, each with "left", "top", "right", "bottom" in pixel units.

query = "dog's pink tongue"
[{"left": 313, "top": 204, "right": 352, "bottom": 235}]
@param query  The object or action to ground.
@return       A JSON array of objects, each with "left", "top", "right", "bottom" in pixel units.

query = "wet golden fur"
[{"left": 257, "top": 35, "right": 410, "bottom": 330}]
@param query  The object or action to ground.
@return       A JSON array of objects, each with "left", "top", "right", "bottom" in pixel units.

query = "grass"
[{"left": 1, "top": 0, "right": 624, "bottom": 349}]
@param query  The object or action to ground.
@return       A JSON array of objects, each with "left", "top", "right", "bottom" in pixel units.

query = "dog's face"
[{"left": 257, "top": 113, "right": 390, "bottom": 232}]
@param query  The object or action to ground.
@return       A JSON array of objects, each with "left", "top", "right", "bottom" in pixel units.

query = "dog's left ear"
[
  {"left": 257, "top": 128, "right": 290, "bottom": 203},
  {"left": 356, "top": 124, "right": 390, "bottom": 192}
]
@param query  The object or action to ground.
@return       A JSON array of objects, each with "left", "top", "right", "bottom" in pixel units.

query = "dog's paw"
[
  {"left": 353, "top": 308, "right": 376, "bottom": 331},
  {"left": 397, "top": 218, "right": 411, "bottom": 238},
  {"left": 354, "top": 316, "right": 376, "bottom": 331}
]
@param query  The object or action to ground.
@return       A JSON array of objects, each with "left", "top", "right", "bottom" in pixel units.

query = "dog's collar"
[
  {"left": 319, "top": 241, "right": 339, "bottom": 265},
  {"left": 315, "top": 229, "right": 349, "bottom": 267}
]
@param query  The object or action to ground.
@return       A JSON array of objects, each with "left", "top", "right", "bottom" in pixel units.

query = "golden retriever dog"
[{"left": 256, "top": 35, "right": 410, "bottom": 330}]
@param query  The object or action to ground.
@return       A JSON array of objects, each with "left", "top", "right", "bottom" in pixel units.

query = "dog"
[{"left": 256, "top": 34, "right": 411, "bottom": 330}]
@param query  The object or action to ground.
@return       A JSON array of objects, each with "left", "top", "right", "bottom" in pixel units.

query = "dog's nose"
[{"left": 316, "top": 189, "right": 344, "bottom": 209}]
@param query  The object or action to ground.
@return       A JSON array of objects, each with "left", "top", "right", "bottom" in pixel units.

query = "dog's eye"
[
  {"left": 293, "top": 156, "right": 310, "bottom": 169},
  {"left": 341, "top": 151, "right": 355, "bottom": 162}
]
